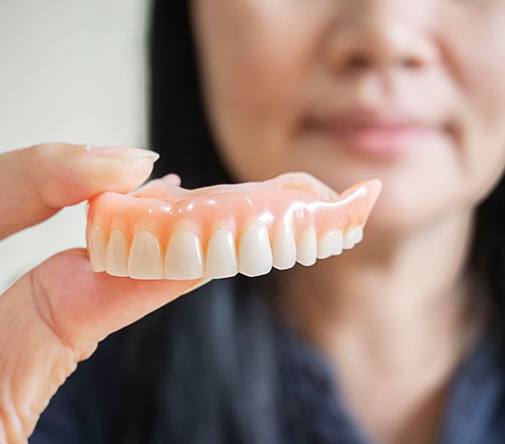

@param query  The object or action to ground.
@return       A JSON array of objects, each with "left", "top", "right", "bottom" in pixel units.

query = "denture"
[{"left": 86, "top": 172, "right": 382, "bottom": 280}]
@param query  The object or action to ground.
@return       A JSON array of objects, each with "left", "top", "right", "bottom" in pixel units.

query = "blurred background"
[{"left": 0, "top": 0, "right": 150, "bottom": 291}]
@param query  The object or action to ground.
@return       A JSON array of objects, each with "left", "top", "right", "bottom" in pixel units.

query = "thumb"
[
  {"left": 13, "top": 249, "right": 208, "bottom": 352},
  {"left": 0, "top": 249, "right": 207, "bottom": 442}
]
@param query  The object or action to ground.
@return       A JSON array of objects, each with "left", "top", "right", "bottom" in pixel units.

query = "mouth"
[{"left": 303, "top": 109, "right": 453, "bottom": 158}]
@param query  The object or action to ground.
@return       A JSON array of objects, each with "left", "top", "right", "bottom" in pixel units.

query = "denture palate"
[{"left": 86, "top": 172, "right": 382, "bottom": 280}]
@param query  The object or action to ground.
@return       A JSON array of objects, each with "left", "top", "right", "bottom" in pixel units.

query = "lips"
[{"left": 304, "top": 110, "right": 450, "bottom": 157}]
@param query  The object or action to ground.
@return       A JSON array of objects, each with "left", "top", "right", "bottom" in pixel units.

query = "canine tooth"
[
  {"left": 272, "top": 224, "right": 297, "bottom": 270},
  {"left": 205, "top": 228, "right": 238, "bottom": 278},
  {"left": 296, "top": 226, "right": 317, "bottom": 266},
  {"left": 238, "top": 222, "right": 273, "bottom": 277},
  {"left": 165, "top": 230, "right": 204, "bottom": 279},
  {"left": 128, "top": 230, "right": 164, "bottom": 279},
  {"left": 343, "top": 227, "right": 362, "bottom": 249},
  {"left": 318, "top": 230, "right": 344, "bottom": 258},
  {"left": 105, "top": 230, "right": 129, "bottom": 276},
  {"left": 88, "top": 224, "right": 106, "bottom": 272}
]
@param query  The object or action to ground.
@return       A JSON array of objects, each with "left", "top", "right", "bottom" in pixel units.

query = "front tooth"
[
  {"left": 205, "top": 228, "right": 238, "bottom": 279},
  {"left": 128, "top": 230, "right": 164, "bottom": 279},
  {"left": 296, "top": 226, "right": 317, "bottom": 266},
  {"left": 343, "top": 226, "right": 362, "bottom": 249},
  {"left": 88, "top": 224, "right": 106, "bottom": 272},
  {"left": 272, "top": 224, "right": 297, "bottom": 270},
  {"left": 318, "top": 230, "right": 344, "bottom": 259},
  {"left": 105, "top": 230, "right": 129, "bottom": 276},
  {"left": 238, "top": 222, "right": 273, "bottom": 277},
  {"left": 165, "top": 230, "right": 204, "bottom": 279}
]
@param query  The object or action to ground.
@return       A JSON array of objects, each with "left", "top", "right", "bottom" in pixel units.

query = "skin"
[
  {"left": 0, "top": 145, "right": 207, "bottom": 443},
  {"left": 191, "top": 0, "right": 505, "bottom": 443}
]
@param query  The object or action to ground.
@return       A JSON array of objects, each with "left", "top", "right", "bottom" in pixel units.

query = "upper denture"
[{"left": 86, "top": 172, "right": 382, "bottom": 279}]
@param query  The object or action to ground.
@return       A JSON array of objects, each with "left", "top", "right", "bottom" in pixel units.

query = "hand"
[{"left": 0, "top": 144, "right": 208, "bottom": 443}]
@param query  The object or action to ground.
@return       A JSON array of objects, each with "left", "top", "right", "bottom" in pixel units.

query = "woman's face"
[{"left": 191, "top": 0, "right": 505, "bottom": 235}]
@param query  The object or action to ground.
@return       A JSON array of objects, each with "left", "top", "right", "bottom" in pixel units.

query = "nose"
[{"left": 325, "top": 1, "right": 437, "bottom": 74}]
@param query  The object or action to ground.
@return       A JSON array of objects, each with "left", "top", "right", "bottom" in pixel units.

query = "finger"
[
  {"left": 0, "top": 251, "right": 209, "bottom": 442},
  {"left": 0, "top": 143, "right": 159, "bottom": 239},
  {"left": 158, "top": 173, "right": 181, "bottom": 186},
  {"left": 131, "top": 172, "right": 183, "bottom": 198},
  {"left": 7, "top": 249, "right": 209, "bottom": 351}
]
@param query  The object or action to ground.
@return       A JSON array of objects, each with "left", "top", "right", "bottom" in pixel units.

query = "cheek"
[
  {"left": 192, "top": 0, "right": 327, "bottom": 181},
  {"left": 447, "top": 7, "right": 505, "bottom": 204}
]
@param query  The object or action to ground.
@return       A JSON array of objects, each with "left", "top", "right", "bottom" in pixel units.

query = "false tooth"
[
  {"left": 128, "top": 230, "right": 164, "bottom": 279},
  {"left": 205, "top": 228, "right": 238, "bottom": 278},
  {"left": 105, "top": 230, "right": 129, "bottom": 276},
  {"left": 317, "top": 230, "right": 344, "bottom": 259},
  {"left": 343, "top": 226, "right": 362, "bottom": 250},
  {"left": 354, "top": 226, "right": 364, "bottom": 244},
  {"left": 165, "top": 230, "right": 204, "bottom": 279},
  {"left": 238, "top": 222, "right": 273, "bottom": 277},
  {"left": 272, "top": 224, "right": 297, "bottom": 270},
  {"left": 296, "top": 226, "right": 317, "bottom": 266},
  {"left": 332, "top": 230, "right": 344, "bottom": 255},
  {"left": 88, "top": 224, "right": 106, "bottom": 272}
]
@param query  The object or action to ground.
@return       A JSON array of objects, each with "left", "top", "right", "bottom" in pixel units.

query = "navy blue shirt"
[{"left": 30, "top": 317, "right": 505, "bottom": 443}]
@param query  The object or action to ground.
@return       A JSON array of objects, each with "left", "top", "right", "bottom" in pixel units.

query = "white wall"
[{"left": 0, "top": 0, "right": 150, "bottom": 291}]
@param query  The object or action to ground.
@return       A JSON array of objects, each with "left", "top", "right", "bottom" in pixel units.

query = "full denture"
[{"left": 86, "top": 172, "right": 382, "bottom": 279}]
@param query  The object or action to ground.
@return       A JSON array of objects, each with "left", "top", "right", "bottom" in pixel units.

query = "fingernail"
[
  {"left": 159, "top": 173, "right": 181, "bottom": 186},
  {"left": 86, "top": 145, "right": 160, "bottom": 162}
]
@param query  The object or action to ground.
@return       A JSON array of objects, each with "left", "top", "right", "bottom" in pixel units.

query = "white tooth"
[
  {"left": 105, "top": 230, "right": 129, "bottom": 276},
  {"left": 317, "top": 231, "right": 334, "bottom": 259},
  {"left": 272, "top": 224, "right": 297, "bottom": 270},
  {"left": 296, "top": 226, "right": 318, "bottom": 266},
  {"left": 318, "top": 230, "right": 344, "bottom": 259},
  {"left": 128, "top": 230, "right": 164, "bottom": 279},
  {"left": 205, "top": 228, "right": 238, "bottom": 278},
  {"left": 165, "top": 230, "right": 204, "bottom": 279},
  {"left": 88, "top": 224, "right": 106, "bottom": 272},
  {"left": 238, "top": 222, "right": 273, "bottom": 277},
  {"left": 354, "top": 226, "right": 364, "bottom": 244},
  {"left": 343, "top": 227, "right": 362, "bottom": 250},
  {"left": 332, "top": 230, "right": 344, "bottom": 255}
]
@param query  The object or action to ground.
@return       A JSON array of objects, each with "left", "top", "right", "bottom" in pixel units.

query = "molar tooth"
[
  {"left": 88, "top": 224, "right": 106, "bottom": 272},
  {"left": 238, "top": 222, "right": 273, "bottom": 277},
  {"left": 296, "top": 226, "right": 317, "bottom": 266},
  {"left": 272, "top": 224, "right": 297, "bottom": 270},
  {"left": 105, "top": 230, "right": 129, "bottom": 277},
  {"left": 343, "top": 227, "right": 362, "bottom": 250},
  {"left": 205, "top": 228, "right": 238, "bottom": 279},
  {"left": 318, "top": 230, "right": 344, "bottom": 259},
  {"left": 165, "top": 230, "right": 204, "bottom": 279},
  {"left": 128, "top": 230, "right": 164, "bottom": 279}
]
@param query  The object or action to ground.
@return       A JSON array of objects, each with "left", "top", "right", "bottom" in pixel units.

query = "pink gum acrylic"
[{"left": 86, "top": 172, "right": 382, "bottom": 279}]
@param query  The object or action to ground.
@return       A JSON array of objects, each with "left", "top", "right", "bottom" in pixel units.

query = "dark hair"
[
  {"left": 118, "top": 2, "right": 282, "bottom": 443},
  {"left": 119, "top": 0, "right": 505, "bottom": 442}
]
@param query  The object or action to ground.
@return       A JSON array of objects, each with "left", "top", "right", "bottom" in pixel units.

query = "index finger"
[{"left": 0, "top": 143, "right": 159, "bottom": 240}]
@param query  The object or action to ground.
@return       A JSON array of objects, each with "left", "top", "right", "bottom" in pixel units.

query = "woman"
[{"left": 2, "top": 0, "right": 505, "bottom": 442}]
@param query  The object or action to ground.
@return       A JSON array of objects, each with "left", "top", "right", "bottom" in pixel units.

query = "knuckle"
[
  {"left": 0, "top": 402, "right": 26, "bottom": 444},
  {"left": 28, "top": 268, "right": 70, "bottom": 350}
]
